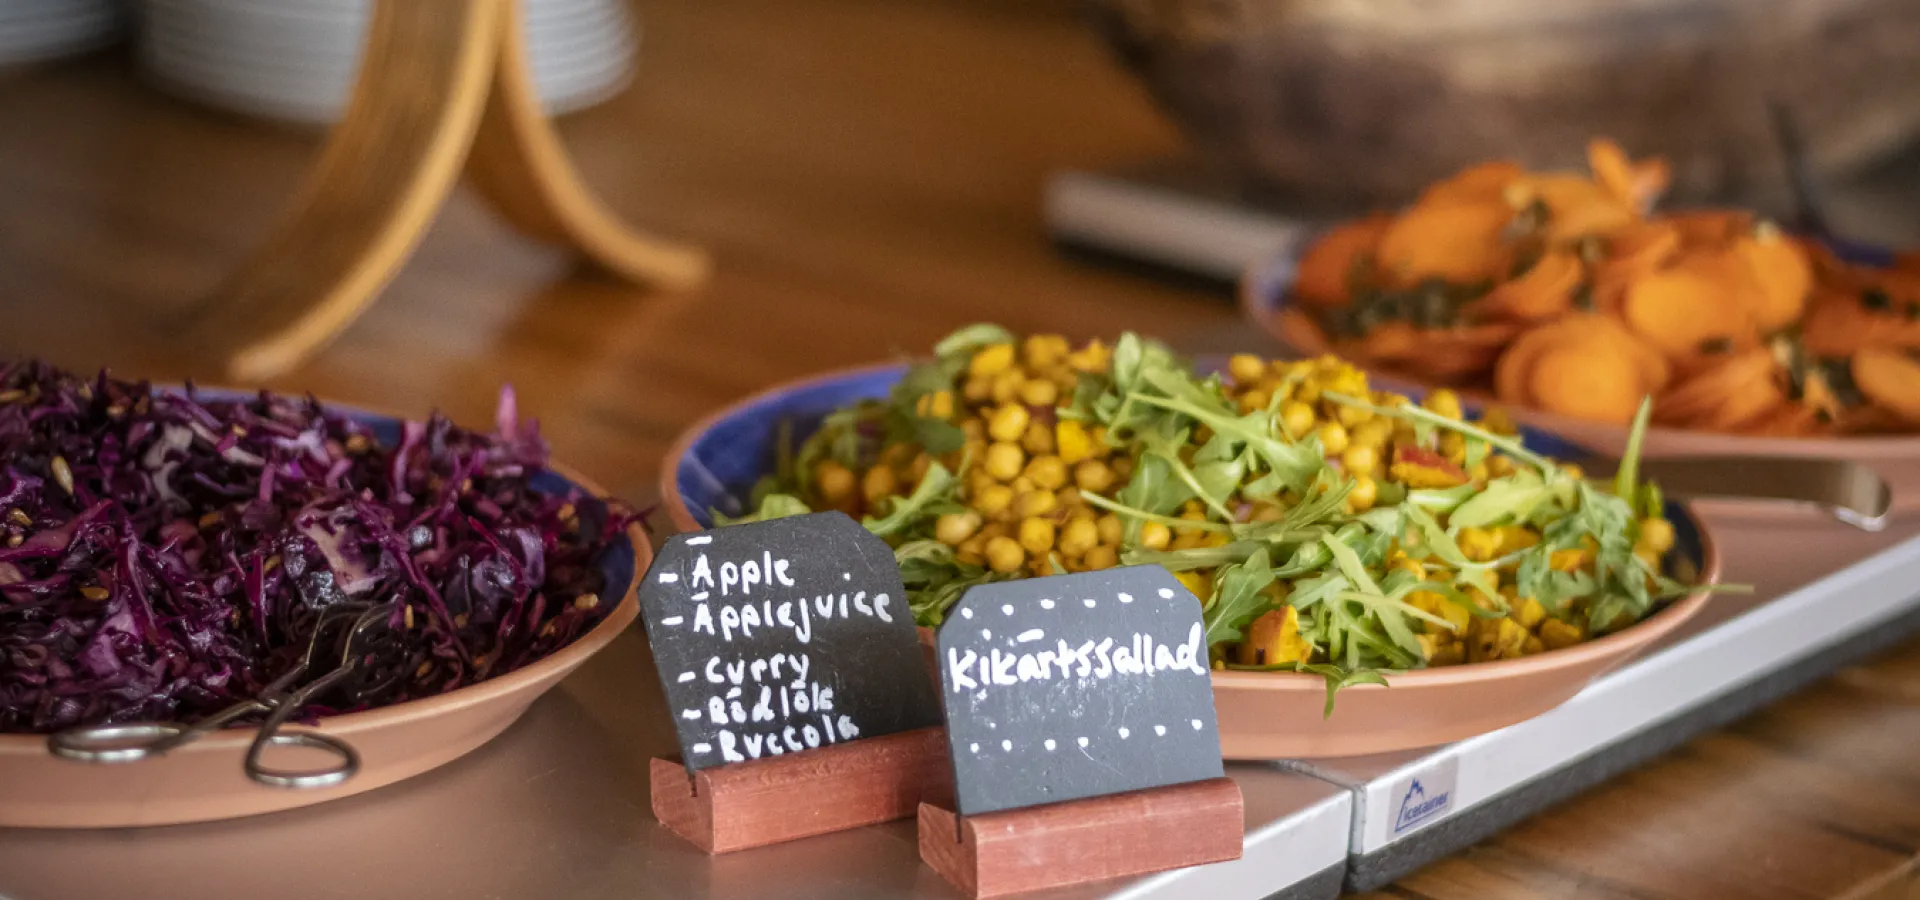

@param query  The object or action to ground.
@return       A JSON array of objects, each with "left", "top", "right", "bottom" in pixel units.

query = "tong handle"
[
  {"left": 1634, "top": 456, "right": 1893, "bottom": 532},
  {"left": 48, "top": 698, "right": 267, "bottom": 764},
  {"left": 243, "top": 666, "right": 362, "bottom": 789}
]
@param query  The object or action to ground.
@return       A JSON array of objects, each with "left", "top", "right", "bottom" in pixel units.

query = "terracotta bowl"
[
  {"left": 1241, "top": 248, "right": 1920, "bottom": 514},
  {"left": 0, "top": 411, "right": 648, "bottom": 829},
  {"left": 660, "top": 363, "right": 1720, "bottom": 758}
]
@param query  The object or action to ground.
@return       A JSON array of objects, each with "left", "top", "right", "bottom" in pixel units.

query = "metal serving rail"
[{"left": 1, "top": 512, "right": 1914, "bottom": 900}]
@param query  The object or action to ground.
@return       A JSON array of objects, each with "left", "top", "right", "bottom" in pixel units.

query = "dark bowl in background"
[{"left": 1083, "top": 0, "right": 1920, "bottom": 206}]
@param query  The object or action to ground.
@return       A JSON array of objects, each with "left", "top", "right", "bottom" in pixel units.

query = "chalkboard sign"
[
  {"left": 640, "top": 511, "right": 941, "bottom": 772},
  {"left": 936, "top": 566, "right": 1226, "bottom": 817}
]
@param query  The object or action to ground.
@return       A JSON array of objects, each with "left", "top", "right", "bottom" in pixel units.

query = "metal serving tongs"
[{"left": 48, "top": 600, "right": 406, "bottom": 789}]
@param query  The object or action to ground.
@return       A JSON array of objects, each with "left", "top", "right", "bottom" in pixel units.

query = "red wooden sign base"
[
  {"left": 917, "top": 777, "right": 1245, "bottom": 898},
  {"left": 650, "top": 726, "right": 951, "bottom": 854}
]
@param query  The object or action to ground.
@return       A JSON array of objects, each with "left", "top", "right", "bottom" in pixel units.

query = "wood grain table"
[{"left": 3, "top": 1, "right": 1919, "bottom": 897}]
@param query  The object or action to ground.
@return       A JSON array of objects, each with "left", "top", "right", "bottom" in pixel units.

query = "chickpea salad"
[{"left": 718, "top": 325, "right": 1717, "bottom": 708}]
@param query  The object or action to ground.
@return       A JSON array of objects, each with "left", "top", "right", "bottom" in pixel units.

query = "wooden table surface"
[{"left": 3, "top": 2, "right": 1920, "bottom": 897}]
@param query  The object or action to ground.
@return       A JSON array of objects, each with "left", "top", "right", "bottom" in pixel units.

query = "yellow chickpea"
[
  {"left": 1458, "top": 527, "right": 1500, "bottom": 562},
  {"left": 969, "top": 343, "right": 1015, "bottom": 378},
  {"left": 935, "top": 511, "right": 982, "bottom": 545},
  {"left": 1016, "top": 489, "right": 1058, "bottom": 519},
  {"left": 1237, "top": 389, "right": 1271, "bottom": 415},
  {"left": 1018, "top": 517, "right": 1056, "bottom": 555},
  {"left": 989, "top": 369, "right": 1027, "bottom": 405},
  {"left": 1074, "top": 460, "right": 1116, "bottom": 493},
  {"left": 1227, "top": 353, "right": 1267, "bottom": 384},
  {"left": 1336, "top": 403, "right": 1373, "bottom": 428},
  {"left": 861, "top": 465, "right": 898, "bottom": 504},
  {"left": 1341, "top": 445, "right": 1378, "bottom": 476},
  {"left": 1350, "top": 418, "right": 1392, "bottom": 451},
  {"left": 1082, "top": 545, "right": 1118, "bottom": 570},
  {"left": 1316, "top": 422, "right": 1349, "bottom": 456},
  {"left": 960, "top": 418, "right": 986, "bottom": 441},
  {"left": 1280, "top": 401, "right": 1316, "bottom": 439},
  {"left": 974, "top": 484, "right": 1015, "bottom": 517},
  {"left": 988, "top": 404, "right": 1031, "bottom": 443},
  {"left": 1059, "top": 518, "right": 1099, "bottom": 556},
  {"left": 1018, "top": 378, "right": 1059, "bottom": 407},
  {"left": 1021, "top": 420, "right": 1055, "bottom": 455},
  {"left": 1346, "top": 476, "right": 1378, "bottom": 512},
  {"left": 1023, "top": 334, "right": 1069, "bottom": 368},
  {"left": 1139, "top": 521, "right": 1172, "bottom": 550},
  {"left": 1024, "top": 455, "right": 1068, "bottom": 490},
  {"left": 1423, "top": 389, "right": 1463, "bottom": 421},
  {"left": 1638, "top": 517, "right": 1676, "bottom": 554},
  {"left": 815, "top": 460, "right": 856, "bottom": 502},
  {"left": 1095, "top": 514, "right": 1122, "bottom": 545},
  {"left": 1055, "top": 419, "right": 1094, "bottom": 464},
  {"left": 985, "top": 536, "right": 1026, "bottom": 573},
  {"left": 984, "top": 441, "right": 1025, "bottom": 481}
]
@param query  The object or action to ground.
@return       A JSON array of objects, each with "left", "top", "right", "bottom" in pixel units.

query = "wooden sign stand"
[
  {"left": 183, "top": 0, "right": 710, "bottom": 381},
  {"left": 651, "top": 726, "right": 951, "bottom": 854},
  {"left": 917, "top": 778, "right": 1245, "bottom": 899}
]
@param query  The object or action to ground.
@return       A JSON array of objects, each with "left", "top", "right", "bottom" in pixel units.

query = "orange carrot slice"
[
  {"left": 1528, "top": 344, "right": 1645, "bottom": 423},
  {"left": 1665, "top": 210, "right": 1753, "bottom": 248},
  {"left": 1419, "top": 161, "right": 1525, "bottom": 206},
  {"left": 1597, "top": 221, "right": 1681, "bottom": 283},
  {"left": 1733, "top": 226, "right": 1812, "bottom": 333},
  {"left": 1654, "top": 347, "right": 1782, "bottom": 430},
  {"left": 1470, "top": 249, "right": 1581, "bottom": 322},
  {"left": 1293, "top": 215, "right": 1390, "bottom": 308},
  {"left": 1375, "top": 202, "right": 1512, "bottom": 286},
  {"left": 1622, "top": 258, "right": 1759, "bottom": 359},
  {"left": 1588, "top": 139, "right": 1635, "bottom": 202},
  {"left": 1494, "top": 315, "right": 1664, "bottom": 418},
  {"left": 1853, "top": 348, "right": 1920, "bottom": 422},
  {"left": 1507, "top": 174, "right": 1636, "bottom": 243}
]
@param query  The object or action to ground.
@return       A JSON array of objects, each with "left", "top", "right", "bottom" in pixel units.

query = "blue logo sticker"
[{"left": 1393, "top": 776, "right": 1452, "bottom": 835}]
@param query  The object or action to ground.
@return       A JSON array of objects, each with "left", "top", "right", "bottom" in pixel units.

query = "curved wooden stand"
[{"left": 185, "top": 0, "right": 709, "bottom": 382}]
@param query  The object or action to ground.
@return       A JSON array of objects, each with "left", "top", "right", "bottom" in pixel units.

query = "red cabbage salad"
[{"left": 0, "top": 361, "right": 633, "bottom": 734}]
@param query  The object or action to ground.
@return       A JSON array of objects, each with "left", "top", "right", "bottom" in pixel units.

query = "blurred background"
[{"left": 3, "top": 0, "right": 1919, "bottom": 495}]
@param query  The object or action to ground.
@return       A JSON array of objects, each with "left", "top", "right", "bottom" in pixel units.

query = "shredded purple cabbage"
[{"left": 0, "top": 361, "right": 633, "bottom": 733}]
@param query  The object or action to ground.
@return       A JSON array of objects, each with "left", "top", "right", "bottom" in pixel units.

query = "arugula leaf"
[
  {"left": 934, "top": 324, "right": 1017, "bottom": 359},
  {"left": 1448, "top": 471, "right": 1554, "bottom": 529},
  {"left": 863, "top": 461, "right": 956, "bottom": 537},
  {"left": 1613, "top": 396, "right": 1654, "bottom": 503},
  {"left": 1202, "top": 547, "right": 1280, "bottom": 644},
  {"left": 712, "top": 493, "right": 813, "bottom": 525}
]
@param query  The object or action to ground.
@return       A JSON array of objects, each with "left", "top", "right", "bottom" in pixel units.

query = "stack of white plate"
[
  {"left": 0, "top": 0, "right": 126, "bottom": 65},
  {"left": 135, "top": 0, "right": 637, "bottom": 125}
]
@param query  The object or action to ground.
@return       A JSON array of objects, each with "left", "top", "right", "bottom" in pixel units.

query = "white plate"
[{"left": 137, "top": 0, "right": 634, "bottom": 122}]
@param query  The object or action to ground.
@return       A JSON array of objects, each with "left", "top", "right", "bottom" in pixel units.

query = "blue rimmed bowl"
[{"left": 661, "top": 362, "right": 1719, "bottom": 758}]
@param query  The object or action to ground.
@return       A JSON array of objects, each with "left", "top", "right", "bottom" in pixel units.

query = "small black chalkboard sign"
[
  {"left": 640, "top": 511, "right": 941, "bottom": 772},
  {"left": 936, "top": 566, "right": 1226, "bottom": 818}
]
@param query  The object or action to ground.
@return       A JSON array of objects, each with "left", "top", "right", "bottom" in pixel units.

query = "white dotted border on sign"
[{"left": 959, "top": 579, "right": 1207, "bottom": 756}]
